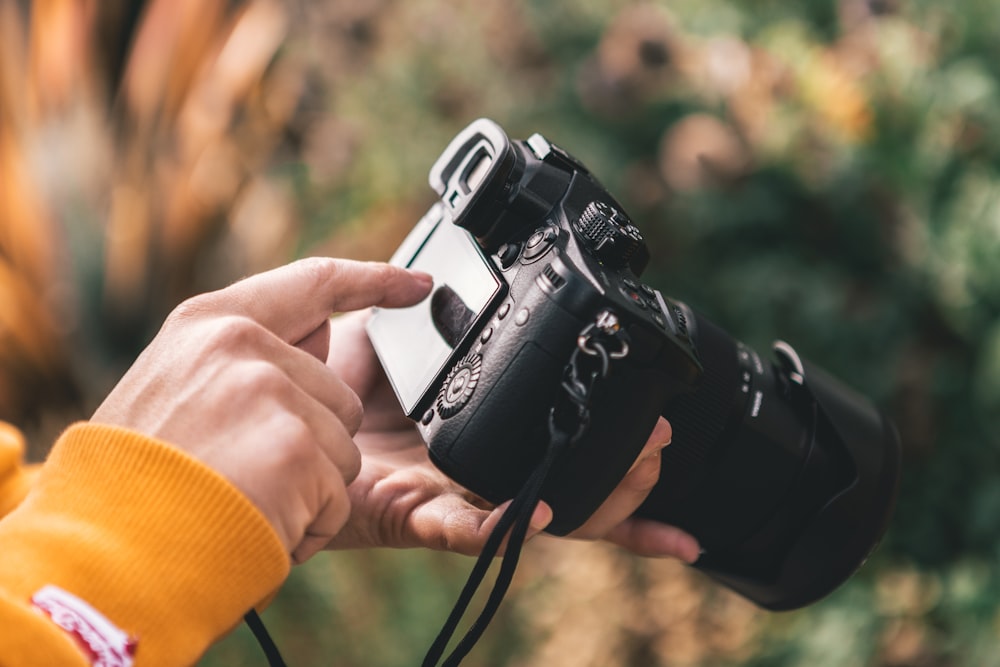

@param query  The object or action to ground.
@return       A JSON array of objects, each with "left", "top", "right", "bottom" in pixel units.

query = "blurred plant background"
[{"left": 2, "top": 0, "right": 1000, "bottom": 664}]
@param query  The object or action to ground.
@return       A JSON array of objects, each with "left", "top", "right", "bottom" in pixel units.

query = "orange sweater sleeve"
[
  {"left": 0, "top": 421, "right": 41, "bottom": 518},
  {"left": 0, "top": 422, "right": 291, "bottom": 666}
]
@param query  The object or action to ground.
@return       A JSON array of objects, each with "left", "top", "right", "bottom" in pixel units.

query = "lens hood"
[{"left": 693, "top": 357, "right": 901, "bottom": 610}]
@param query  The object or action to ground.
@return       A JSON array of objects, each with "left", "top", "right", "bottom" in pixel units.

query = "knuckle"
[
  {"left": 166, "top": 293, "right": 216, "bottom": 325},
  {"left": 242, "top": 359, "right": 289, "bottom": 393},
  {"left": 438, "top": 516, "right": 461, "bottom": 553},
  {"left": 341, "top": 391, "right": 365, "bottom": 435},
  {"left": 197, "top": 317, "right": 270, "bottom": 363},
  {"left": 368, "top": 261, "right": 401, "bottom": 294},
  {"left": 368, "top": 261, "right": 398, "bottom": 283},
  {"left": 295, "top": 256, "right": 342, "bottom": 292},
  {"left": 326, "top": 504, "right": 351, "bottom": 542},
  {"left": 440, "top": 510, "right": 484, "bottom": 556},
  {"left": 166, "top": 296, "right": 266, "bottom": 353},
  {"left": 341, "top": 441, "right": 363, "bottom": 483},
  {"left": 328, "top": 483, "right": 352, "bottom": 528},
  {"left": 268, "top": 414, "right": 314, "bottom": 468}
]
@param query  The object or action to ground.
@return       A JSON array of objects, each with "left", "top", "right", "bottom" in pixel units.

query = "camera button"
[
  {"left": 497, "top": 302, "right": 511, "bottom": 319},
  {"left": 619, "top": 286, "right": 646, "bottom": 309},
  {"left": 421, "top": 409, "right": 435, "bottom": 425},
  {"left": 526, "top": 230, "right": 546, "bottom": 248},
  {"left": 514, "top": 308, "right": 530, "bottom": 326},
  {"left": 522, "top": 227, "right": 557, "bottom": 262},
  {"left": 498, "top": 243, "right": 521, "bottom": 269},
  {"left": 651, "top": 312, "right": 666, "bottom": 329},
  {"left": 480, "top": 327, "right": 494, "bottom": 343}
]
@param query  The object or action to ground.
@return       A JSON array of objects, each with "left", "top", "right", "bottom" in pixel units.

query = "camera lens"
[
  {"left": 641, "top": 313, "right": 813, "bottom": 540},
  {"left": 635, "top": 307, "right": 900, "bottom": 610}
]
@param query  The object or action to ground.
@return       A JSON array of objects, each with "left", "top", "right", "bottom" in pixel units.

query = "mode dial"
[{"left": 573, "top": 201, "right": 644, "bottom": 268}]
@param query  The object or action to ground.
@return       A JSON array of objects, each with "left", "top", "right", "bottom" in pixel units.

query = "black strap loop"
[{"left": 422, "top": 426, "right": 572, "bottom": 667}]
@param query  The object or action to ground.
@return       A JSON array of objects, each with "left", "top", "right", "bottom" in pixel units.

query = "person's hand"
[
  {"left": 324, "top": 311, "right": 700, "bottom": 563},
  {"left": 90, "top": 258, "right": 433, "bottom": 564}
]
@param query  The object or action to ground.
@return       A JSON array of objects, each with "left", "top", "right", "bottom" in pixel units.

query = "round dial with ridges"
[
  {"left": 436, "top": 353, "right": 482, "bottom": 418},
  {"left": 573, "top": 201, "right": 645, "bottom": 268}
]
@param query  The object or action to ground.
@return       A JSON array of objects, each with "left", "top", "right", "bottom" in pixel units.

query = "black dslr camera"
[{"left": 367, "top": 119, "right": 900, "bottom": 610}]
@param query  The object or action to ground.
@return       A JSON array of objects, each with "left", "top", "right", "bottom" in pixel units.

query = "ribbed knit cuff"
[
  {"left": 0, "top": 423, "right": 290, "bottom": 666},
  {"left": 0, "top": 422, "right": 39, "bottom": 518}
]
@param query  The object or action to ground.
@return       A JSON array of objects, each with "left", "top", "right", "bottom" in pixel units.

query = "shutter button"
[{"left": 522, "top": 227, "right": 557, "bottom": 262}]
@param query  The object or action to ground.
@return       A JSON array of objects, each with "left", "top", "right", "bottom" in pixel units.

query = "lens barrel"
[{"left": 636, "top": 308, "right": 900, "bottom": 610}]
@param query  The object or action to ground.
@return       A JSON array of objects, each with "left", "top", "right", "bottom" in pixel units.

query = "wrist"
[{"left": 0, "top": 423, "right": 290, "bottom": 666}]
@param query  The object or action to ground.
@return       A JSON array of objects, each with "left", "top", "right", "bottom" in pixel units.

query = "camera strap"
[
  {"left": 245, "top": 608, "right": 287, "bottom": 667},
  {"left": 421, "top": 311, "right": 629, "bottom": 667}
]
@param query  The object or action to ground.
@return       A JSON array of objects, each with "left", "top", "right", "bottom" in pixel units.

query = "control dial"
[
  {"left": 573, "top": 201, "right": 644, "bottom": 268},
  {"left": 436, "top": 353, "right": 482, "bottom": 418}
]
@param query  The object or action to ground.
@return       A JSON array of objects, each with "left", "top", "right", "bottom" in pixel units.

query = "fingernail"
[
  {"left": 677, "top": 545, "right": 704, "bottom": 565},
  {"left": 646, "top": 439, "right": 671, "bottom": 459},
  {"left": 408, "top": 270, "right": 434, "bottom": 288}
]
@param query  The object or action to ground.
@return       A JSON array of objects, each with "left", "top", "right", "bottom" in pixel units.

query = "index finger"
[{"left": 209, "top": 258, "right": 432, "bottom": 343}]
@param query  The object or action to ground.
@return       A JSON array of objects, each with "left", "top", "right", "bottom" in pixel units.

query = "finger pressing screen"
[{"left": 208, "top": 258, "right": 432, "bottom": 344}]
